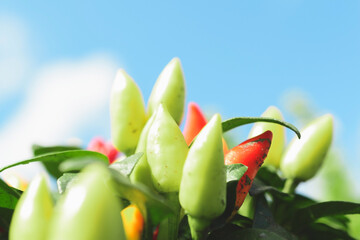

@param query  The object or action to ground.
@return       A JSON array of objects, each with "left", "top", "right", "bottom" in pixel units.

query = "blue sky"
[{"left": 0, "top": 1, "right": 359, "bottom": 195}]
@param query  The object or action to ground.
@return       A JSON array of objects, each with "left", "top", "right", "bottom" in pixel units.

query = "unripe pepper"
[
  {"left": 183, "top": 102, "right": 229, "bottom": 154},
  {"left": 248, "top": 106, "right": 285, "bottom": 168},
  {"left": 280, "top": 114, "right": 333, "bottom": 183},
  {"left": 146, "top": 104, "right": 188, "bottom": 193},
  {"left": 121, "top": 204, "right": 144, "bottom": 240},
  {"left": 147, "top": 58, "right": 186, "bottom": 125},
  {"left": 225, "top": 131, "right": 272, "bottom": 218},
  {"left": 48, "top": 163, "right": 126, "bottom": 240},
  {"left": 129, "top": 114, "right": 156, "bottom": 190},
  {"left": 110, "top": 69, "right": 146, "bottom": 156},
  {"left": 179, "top": 114, "right": 226, "bottom": 240},
  {"left": 9, "top": 175, "right": 53, "bottom": 240}
]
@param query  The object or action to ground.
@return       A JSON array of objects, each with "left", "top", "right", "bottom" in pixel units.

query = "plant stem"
[
  {"left": 156, "top": 192, "right": 181, "bottom": 240},
  {"left": 187, "top": 215, "right": 211, "bottom": 240},
  {"left": 283, "top": 178, "right": 300, "bottom": 194}
]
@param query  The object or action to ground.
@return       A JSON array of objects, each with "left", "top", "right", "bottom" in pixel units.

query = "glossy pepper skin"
[
  {"left": 48, "top": 163, "right": 126, "bottom": 240},
  {"left": 179, "top": 114, "right": 226, "bottom": 239},
  {"left": 183, "top": 102, "right": 229, "bottom": 154},
  {"left": 248, "top": 106, "right": 285, "bottom": 168},
  {"left": 146, "top": 104, "right": 188, "bottom": 193},
  {"left": 110, "top": 69, "right": 146, "bottom": 156},
  {"left": 280, "top": 114, "right": 333, "bottom": 181},
  {"left": 225, "top": 131, "right": 272, "bottom": 217},
  {"left": 147, "top": 58, "right": 186, "bottom": 125},
  {"left": 129, "top": 114, "right": 156, "bottom": 190},
  {"left": 9, "top": 175, "right": 53, "bottom": 240}
]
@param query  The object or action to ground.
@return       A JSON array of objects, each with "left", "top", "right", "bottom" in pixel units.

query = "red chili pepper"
[
  {"left": 183, "top": 102, "right": 229, "bottom": 154},
  {"left": 87, "top": 137, "right": 119, "bottom": 164},
  {"left": 225, "top": 130, "right": 272, "bottom": 215}
]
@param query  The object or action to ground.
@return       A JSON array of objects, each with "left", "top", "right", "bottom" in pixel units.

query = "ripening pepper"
[
  {"left": 129, "top": 114, "right": 156, "bottom": 190},
  {"left": 248, "top": 106, "right": 285, "bottom": 168},
  {"left": 110, "top": 69, "right": 146, "bottom": 156},
  {"left": 179, "top": 114, "right": 226, "bottom": 240},
  {"left": 121, "top": 204, "right": 144, "bottom": 240},
  {"left": 183, "top": 102, "right": 229, "bottom": 154},
  {"left": 146, "top": 104, "right": 188, "bottom": 193},
  {"left": 9, "top": 175, "right": 53, "bottom": 240},
  {"left": 47, "top": 163, "right": 126, "bottom": 240},
  {"left": 225, "top": 131, "right": 272, "bottom": 218},
  {"left": 280, "top": 114, "right": 333, "bottom": 182},
  {"left": 147, "top": 58, "right": 186, "bottom": 125},
  {"left": 87, "top": 137, "right": 119, "bottom": 164}
]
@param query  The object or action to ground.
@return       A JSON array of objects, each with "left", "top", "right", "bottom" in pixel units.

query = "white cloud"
[
  {"left": 0, "top": 15, "right": 30, "bottom": 98},
  {"left": 0, "top": 55, "right": 118, "bottom": 178}
]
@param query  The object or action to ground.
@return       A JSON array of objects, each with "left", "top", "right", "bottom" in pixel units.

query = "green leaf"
[
  {"left": 57, "top": 173, "right": 77, "bottom": 194},
  {"left": 211, "top": 164, "right": 248, "bottom": 230},
  {"left": 210, "top": 228, "right": 289, "bottom": 240},
  {"left": 299, "top": 222, "right": 356, "bottom": 240},
  {"left": 0, "top": 150, "right": 108, "bottom": 173},
  {"left": 293, "top": 201, "right": 360, "bottom": 229},
  {"left": 108, "top": 168, "right": 175, "bottom": 240},
  {"left": 230, "top": 214, "right": 253, "bottom": 228},
  {"left": 32, "top": 144, "right": 82, "bottom": 178},
  {"left": 0, "top": 207, "right": 13, "bottom": 237},
  {"left": 256, "top": 167, "right": 285, "bottom": 190},
  {"left": 59, "top": 158, "right": 107, "bottom": 172},
  {"left": 109, "top": 152, "right": 143, "bottom": 177},
  {"left": 250, "top": 178, "right": 291, "bottom": 201},
  {"left": 222, "top": 117, "right": 301, "bottom": 139},
  {"left": 253, "top": 195, "right": 298, "bottom": 240},
  {"left": 0, "top": 179, "right": 21, "bottom": 209}
]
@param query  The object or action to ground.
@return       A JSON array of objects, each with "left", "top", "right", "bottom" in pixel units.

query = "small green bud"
[
  {"left": 147, "top": 104, "right": 188, "bottom": 192},
  {"left": 280, "top": 114, "right": 333, "bottom": 181},
  {"left": 147, "top": 58, "right": 186, "bottom": 125},
  {"left": 110, "top": 69, "right": 146, "bottom": 155},
  {"left": 9, "top": 175, "right": 53, "bottom": 240}
]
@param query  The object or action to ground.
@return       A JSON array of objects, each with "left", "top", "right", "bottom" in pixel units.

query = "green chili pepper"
[
  {"left": 110, "top": 69, "right": 146, "bottom": 156},
  {"left": 146, "top": 104, "right": 188, "bottom": 193},
  {"left": 179, "top": 114, "right": 226, "bottom": 240},
  {"left": 147, "top": 58, "right": 186, "bottom": 125},
  {"left": 129, "top": 114, "right": 156, "bottom": 191},
  {"left": 248, "top": 106, "right": 285, "bottom": 168},
  {"left": 48, "top": 163, "right": 126, "bottom": 240},
  {"left": 9, "top": 175, "right": 53, "bottom": 240},
  {"left": 280, "top": 114, "right": 333, "bottom": 188}
]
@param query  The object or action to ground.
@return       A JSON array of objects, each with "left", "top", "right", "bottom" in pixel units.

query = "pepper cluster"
[{"left": 5, "top": 58, "right": 336, "bottom": 240}]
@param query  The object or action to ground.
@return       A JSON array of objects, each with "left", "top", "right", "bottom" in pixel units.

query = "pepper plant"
[{"left": 0, "top": 58, "right": 359, "bottom": 240}]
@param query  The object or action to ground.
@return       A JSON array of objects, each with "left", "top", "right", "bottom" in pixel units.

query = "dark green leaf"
[
  {"left": 0, "top": 207, "right": 13, "bottom": 237},
  {"left": 293, "top": 201, "right": 360, "bottom": 229},
  {"left": 210, "top": 228, "right": 289, "bottom": 240},
  {"left": 32, "top": 144, "right": 82, "bottom": 178},
  {"left": 222, "top": 117, "right": 301, "bottom": 139},
  {"left": 57, "top": 173, "right": 77, "bottom": 194},
  {"left": 0, "top": 179, "right": 21, "bottom": 209},
  {"left": 250, "top": 178, "right": 291, "bottom": 201},
  {"left": 299, "top": 222, "right": 356, "bottom": 240},
  {"left": 230, "top": 214, "right": 253, "bottom": 228},
  {"left": 256, "top": 167, "right": 285, "bottom": 189},
  {"left": 109, "top": 152, "right": 143, "bottom": 177},
  {"left": 253, "top": 195, "right": 298, "bottom": 240},
  {"left": 108, "top": 168, "right": 175, "bottom": 240},
  {"left": 0, "top": 150, "right": 108, "bottom": 173}
]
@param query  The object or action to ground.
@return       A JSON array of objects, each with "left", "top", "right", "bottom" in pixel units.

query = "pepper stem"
[
  {"left": 187, "top": 215, "right": 211, "bottom": 240},
  {"left": 156, "top": 192, "right": 181, "bottom": 240},
  {"left": 283, "top": 178, "right": 300, "bottom": 194}
]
